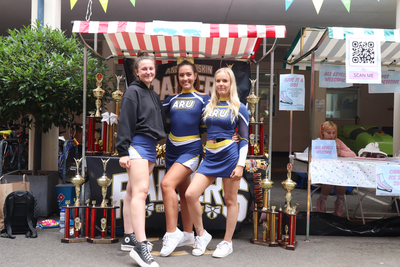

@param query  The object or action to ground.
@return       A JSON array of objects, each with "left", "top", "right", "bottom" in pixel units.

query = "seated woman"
[{"left": 313, "top": 121, "right": 356, "bottom": 217}]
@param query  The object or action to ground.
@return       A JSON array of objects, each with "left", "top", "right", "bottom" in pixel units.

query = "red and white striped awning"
[{"left": 72, "top": 20, "right": 286, "bottom": 63}]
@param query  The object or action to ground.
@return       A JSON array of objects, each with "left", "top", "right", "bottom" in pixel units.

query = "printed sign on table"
[
  {"left": 375, "top": 165, "right": 400, "bottom": 196},
  {"left": 346, "top": 37, "right": 381, "bottom": 84},
  {"left": 369, "top": 71, "right": 400, "bottom": 93},
  {"left": 311, "top": 140, "right": 337, "bottom": 160},
  {"left": 279, "top": 74, "right": 305, "bottom": 111},
  {"left": 319, "top": 65, "right": 353, "bottom": 88}
]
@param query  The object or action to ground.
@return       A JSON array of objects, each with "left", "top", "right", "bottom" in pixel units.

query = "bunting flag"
[
  {"left": 312, "top": 0, "right": 324, "bottom": 14},
  {"left": 342, "top": 0, "right": 351, "bottom": 12},
  {"left": 130, "top": 0, "right": 136, "bottom": 7},
  {"left": 99, "top": 0, "right": 108, "bottom": 12},
  {"left": 285, "top": 0, "right": 294, "bottom": 10},
  {"left": 70, "top": 0, "right": 78, "bottom": 10}
]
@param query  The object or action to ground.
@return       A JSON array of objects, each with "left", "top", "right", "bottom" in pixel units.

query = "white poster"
[
  {"left": 369, "top": 71, "right": 400, "bottom": 93},
  {"left": 279, "top": 74, "right": 305, "bottom": 111},
  {"left": 319, "top": 65, "right": 352, "bottom": 88},
  {"left": 346, "top": 37, "right": 381, "bottom": 84},
  {"left": 375, "top": 165, "right": 400, "bottom": 196}
]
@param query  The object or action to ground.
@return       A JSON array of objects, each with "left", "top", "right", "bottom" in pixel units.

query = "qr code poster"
[
  {"left": 279, "top": 74, "right": 305, "bottom": 111},
  {"left": 346, "top": 37, "right": 381, "bottom": 84}
]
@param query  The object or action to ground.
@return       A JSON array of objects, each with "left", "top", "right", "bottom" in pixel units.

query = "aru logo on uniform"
[
  {"left": 208, "top": 108, "right": 229, "bottom": 118},
  {"left": 172, "top": 100, "right": 195, "bottom": 109}
]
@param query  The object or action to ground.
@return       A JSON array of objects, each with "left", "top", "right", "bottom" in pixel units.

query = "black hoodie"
[{"left": 115, "top": 80, "right": 166, "bottom": 157}]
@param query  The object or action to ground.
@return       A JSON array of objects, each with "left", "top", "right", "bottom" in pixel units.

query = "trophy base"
[
  {"left": 88, "top": 237, "right": 119, "bottom": 244},
  {"left": 250, "top": 238, "right": 279, "bottom": 247},
  {"left": 277, "top": 240, "right": 298, "bottom": 250},
  {"left": 85, "top": 151, "right": 104, "bottom": 156},
  {"left": 61, "top": 237, "right": 88, "bottom": 243}
]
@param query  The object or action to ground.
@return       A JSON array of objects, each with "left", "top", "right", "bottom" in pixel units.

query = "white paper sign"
[
  {"left": 346, "top": 37, "right": 381, "bottom": 84},
  {"left": 369, "top": 71, "right": 400, "bottom": 93},
  {"left": 279, "top": 74, "right": 305, "bottom": 111},
  {"left": 319, "top": 65, "right": 352, "bottom": 88}
]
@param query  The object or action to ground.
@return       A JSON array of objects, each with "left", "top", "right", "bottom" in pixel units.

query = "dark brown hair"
[
  {"left": 176, "top": 60, "right": 200, "bottom": 93},
  {"left": 133, "top": 50, "right": 156, "bottom": 79}
]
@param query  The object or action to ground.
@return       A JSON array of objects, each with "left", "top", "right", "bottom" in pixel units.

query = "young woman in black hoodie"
[{"left": 116, "top": 50, "right": 165, "bottom": 267}]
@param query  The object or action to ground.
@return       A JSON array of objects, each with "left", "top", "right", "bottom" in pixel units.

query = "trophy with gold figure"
[
  {"left": 281, "top": 163, "right": 297, "bottom": 213},
  {"left": 93, "top": 73, "right": 105, "bottom": 117},
  {"left": 70, "top": 158, "right": 85, "bottom": 206},
  {"left": 111, "top": 75, "right": 123, "bottom": 156},
  {"left": 246, "top": 79, "right": 259, "bottom": 123},
  {"left": 97, "top": 158, "right": 112, "bottom": 207},
  {"left": 276, "top": 163, "right": 298, "bottom": 250}
]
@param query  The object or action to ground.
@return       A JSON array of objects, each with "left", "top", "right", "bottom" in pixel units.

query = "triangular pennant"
[
  {"left": 70, "top": 0, "right": 78, "bottom": 10},
  {"left": 130, "top": 0, "right": 136, "bottom": 7},
  {"left": 99, "top": 0, "right": 108, "bottom": 13},
  {"left": 312, "top": 0, "right": 324, "bottom": 14},
  {"left": 285, "top": 0, "right": 294, "bottom": 10},
  {"left": 341, "top": 0, "right": 351, "bottom": 12}
]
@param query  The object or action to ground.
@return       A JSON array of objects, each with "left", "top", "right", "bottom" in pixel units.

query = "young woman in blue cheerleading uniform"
[
  {"left": 115, "top": 50, "right": 165, "bottom": 267},
  {"left": 159, "top": 60, "right": 210, "bottom": 257},
  {"left": 185, "top": 67, "right": 249, "bottom": 258}
]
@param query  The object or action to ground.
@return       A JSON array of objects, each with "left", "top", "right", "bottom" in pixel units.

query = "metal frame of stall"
[
  {"left": 72, "top": 20, "right": 286, "bottom": 210},
  {"left": 283, "top": 26, "right": 400, "bottom": 239}
]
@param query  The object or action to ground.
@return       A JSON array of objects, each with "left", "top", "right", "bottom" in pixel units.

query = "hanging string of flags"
[
  {"left": 285, "top": 0, "right": 381, "bottom": 14},
  {"left": 70, "top": 1, "right": 382, "bottom": 15},
  {"left": 70, "top": 0, "right": 136, "bottom": 12}
]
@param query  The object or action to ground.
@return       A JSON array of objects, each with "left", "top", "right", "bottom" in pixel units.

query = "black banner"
[
  {"left": 87, "top": 156, "right": 253, "bottom": 230},
  {"left": 124, "top": 59, "right": 251, "bottom": 103}
]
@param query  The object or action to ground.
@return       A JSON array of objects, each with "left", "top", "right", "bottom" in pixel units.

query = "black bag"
[{"left": 1, "top": 190, "right": 38, "bottom": 238}]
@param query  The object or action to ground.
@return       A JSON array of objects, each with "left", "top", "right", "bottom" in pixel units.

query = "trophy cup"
[
  {"left": 97, "top": 158, "right": 112, "bottom": 207},
  {"left": 93, "top": 73, "right": 105, "bottom": 117},
  {"left": 70, "top": 158, "right": 85, "bottom": 206},
  {"left": 281, "top": 163, "right": 297, "bottom": 213},
  {"left": 260, "top": 177, "right": 274, "bottom": 211},
  {"left": 246, "top": 79, "right": 259, "bottom": 123},
  {"left": 94, "top": 130, "right": 101, "bottom": 152}
]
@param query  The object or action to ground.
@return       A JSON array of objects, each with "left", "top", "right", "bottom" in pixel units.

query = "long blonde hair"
[{"left": 203, "top": 67, "right": 241, "bottom": 124}]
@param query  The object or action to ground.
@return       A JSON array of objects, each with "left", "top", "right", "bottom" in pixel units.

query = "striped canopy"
[
  {"left": 283, "top": 27, "right": 400, "bottom": 71},
  {"left": 72, "top": 20, "right": 286, "bottom": 63}
]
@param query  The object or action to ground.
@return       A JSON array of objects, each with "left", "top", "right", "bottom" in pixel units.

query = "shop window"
[{"left": 326, "top": 88, "right": 358, "bottom": 119}]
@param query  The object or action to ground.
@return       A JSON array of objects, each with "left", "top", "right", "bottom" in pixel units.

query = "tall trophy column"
[{"left": 88, "top": 158, "right": 119, "bottom": 243}]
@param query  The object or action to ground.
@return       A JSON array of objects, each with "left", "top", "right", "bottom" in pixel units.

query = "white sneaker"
[
  {"left": 176, "top": 231, "right": 194, "bottom": 247},
  {"left": 160, "top": 228, "right": 184, "bottom": 257},
  {"left": 192, "top": 230, "right": 212, "bottom": 256},
  {"left": 212, "top": 240, "right": 233, "bottom": 258}
]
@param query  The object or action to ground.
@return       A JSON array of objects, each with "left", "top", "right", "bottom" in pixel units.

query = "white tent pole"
[
  {"left": 268, "top": 49, "right": 274, "bottom": 184},
  {"left": 306, "top": 52, "right": 315, "bottom": 241},
  {"left": 394, "top": 0, "right": 400, "bottom": 156},
  {"left": 81, "top": 45, "right": 87, "bottom": 203}
]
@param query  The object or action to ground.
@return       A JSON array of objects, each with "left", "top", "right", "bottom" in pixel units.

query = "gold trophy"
[
  {"left": 93, "top": 73, "right": 105, "bottom": 117},
  {"left": 97, "top": 158, "right": 112, "bottom": 207},
  {"left": 70, "top": 158, "right": 85, "bottom": 206},
  {"left": 260, "top": 164, "right": 273, "bottom": 210},
  {"left": 246, "top": 79, "right": 259, "bottom": 123},
  {"left": 112, "top": 75, "right": 124, "bottom": 156},
  {"left": 100, "top": 218, "right": 107, "bottom": 232},
  {"left": 281, "top": 163, "right": 297, "bottom": 213}
]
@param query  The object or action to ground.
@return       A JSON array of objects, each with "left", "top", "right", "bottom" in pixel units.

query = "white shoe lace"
[
  {"left": 147, "top": 241, "right": 154, "bottom": 252},
  {"left": 193, "top": 236, "right": 201, "bottom": 249},
  {"left": 141, "top": 242, "right": 154, "bottom": 263},
  {"left": 216, "top": 241, "right": 229, "bottom": 250}
]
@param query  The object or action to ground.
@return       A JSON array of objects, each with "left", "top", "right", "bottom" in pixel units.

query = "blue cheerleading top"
[
  {"left": 204, "top": 98, "right": 249, "bottom": 166},
  {"left": 163, "top": 88, "right": 210, "bottom": 144}
]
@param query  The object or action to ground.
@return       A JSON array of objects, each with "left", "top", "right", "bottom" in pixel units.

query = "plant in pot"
[{"left": 0, "top": 22, "right": 112, "bottom": 216}]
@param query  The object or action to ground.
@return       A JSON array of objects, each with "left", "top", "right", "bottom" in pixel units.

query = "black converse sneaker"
[
  {"left": 121, "top": 232, "right": 138, "bottom": 252},
  {"left": 129, "top": 240, "right": 159, "bottom": 267}
]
